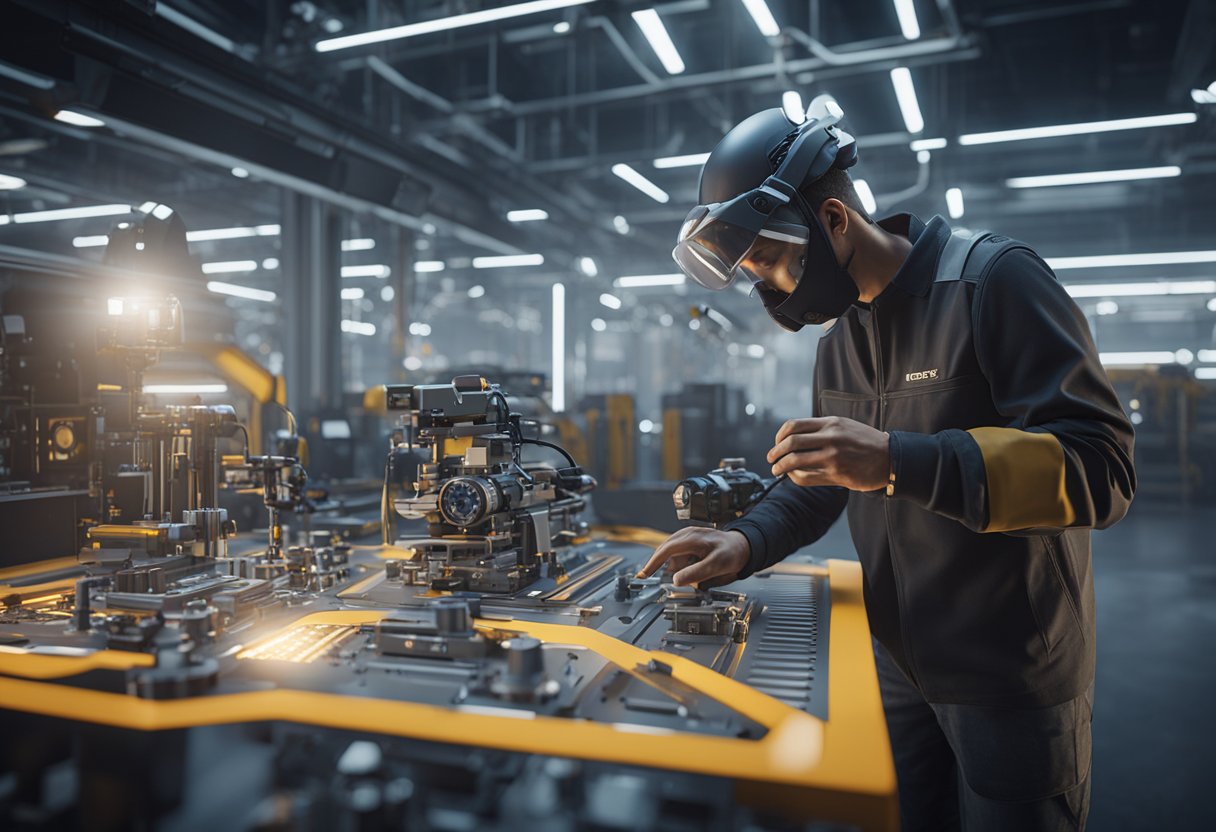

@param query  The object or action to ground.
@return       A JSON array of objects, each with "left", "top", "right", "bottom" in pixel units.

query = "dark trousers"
[{"left": 874, "top": 640, "right": 1092, "bottom": 831}]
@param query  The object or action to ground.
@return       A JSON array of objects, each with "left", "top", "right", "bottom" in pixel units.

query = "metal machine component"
[
  {"left": 385, "top": 376, "right": 596, "bottom": 594},
  {"left": 672, "top": 458, "right": 776, "bottom": 528},
  {"left": 375, "top": 597, "right": 488, "bottom": 659},
  {"left": 663, "top": 586, "right": 753, "bottom": 643}
]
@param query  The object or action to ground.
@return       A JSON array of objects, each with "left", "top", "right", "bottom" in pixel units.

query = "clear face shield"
[{"left": 672, "top": 202, "right": 809, "bottom": 291}]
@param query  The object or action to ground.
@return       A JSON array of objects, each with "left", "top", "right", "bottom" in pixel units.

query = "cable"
[
  {"left": 753, "top": 473, "right": 788, "bottom": 504},
  {"left": 520, "top": 437, "right": 578, "bottom": 468},
  {"left": 487, "top": 389, "right": 511, "bottom": 424},
  {"left": 235, "top": 423, "right": 251, "bottom": 460},
  {"left": 381, "top": 451, "right": 393, "bottom": 546},
  {"left": 275, "top": 401, "right": 298, "bottom": 436}
]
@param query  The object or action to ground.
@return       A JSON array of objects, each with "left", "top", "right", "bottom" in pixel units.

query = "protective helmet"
[{"left": 672, "top": 94, "right": 860, "bottom": 330}]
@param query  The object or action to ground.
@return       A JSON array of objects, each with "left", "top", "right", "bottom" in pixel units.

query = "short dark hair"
[{"left": 799, "top": 167, "right": 868, "bottom": 218}]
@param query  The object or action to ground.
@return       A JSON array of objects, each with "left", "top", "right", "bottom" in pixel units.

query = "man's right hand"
[{"left": 634, "top": 527, "right": 751, "bottom": 589}]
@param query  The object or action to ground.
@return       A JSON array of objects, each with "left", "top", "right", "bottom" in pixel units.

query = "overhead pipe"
[
  {"left": 781, "top": 28, "right": 971, "bottom": 66},
  {"left": 586, "top": 17, "right": 661, "bottom": 86},
  {"left": 435, "top": 39, "right": 979, "bottom": 120}
]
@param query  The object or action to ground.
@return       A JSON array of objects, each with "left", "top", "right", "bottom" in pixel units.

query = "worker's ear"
[
  {"left": 816, "top": 198, "right": 851, "bottom": 259},
  {"left": 817, "top": 198, "right": 850, "bottom": 237}
]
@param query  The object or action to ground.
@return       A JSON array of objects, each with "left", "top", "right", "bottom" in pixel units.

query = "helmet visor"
[{"left": 672, "top": 202, "right": 809, "bottom": 291}]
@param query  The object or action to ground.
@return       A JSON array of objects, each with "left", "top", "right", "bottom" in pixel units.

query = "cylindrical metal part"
[
  {"left": 73, "top": 578, "right": 94, "bottom": 631},
  {"left": 431, "top": 597, "right": 471, "bottom": 634},
  {"left": 504, "top": 636, "right": 544, "bottom": 683}
]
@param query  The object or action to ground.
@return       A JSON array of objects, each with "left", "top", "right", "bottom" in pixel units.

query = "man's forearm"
[{"left": 724, "top": 480, "right": 848, "bottom": 577}]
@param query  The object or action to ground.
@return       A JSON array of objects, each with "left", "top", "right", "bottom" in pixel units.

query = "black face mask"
[{"left": 758, "top": 211, "right": 858, "bottom": 331}]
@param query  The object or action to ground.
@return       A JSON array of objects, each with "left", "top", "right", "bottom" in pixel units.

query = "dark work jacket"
[{"left": 727, "top": 214, "right": 1136, "bottom": 708}]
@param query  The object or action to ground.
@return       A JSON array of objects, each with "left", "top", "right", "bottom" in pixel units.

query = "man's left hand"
[{"left": 767, "top": 416, "right": 890, "bottom": 491}]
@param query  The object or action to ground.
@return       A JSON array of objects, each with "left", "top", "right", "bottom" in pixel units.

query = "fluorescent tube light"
[
  {"left": 231, "top": 166, "right": 250, "bottom": 178},
  {"left": 653, "top": 153, "right": 710, "bottom": 169},
  {"left": 0, "top": 174, "right": 26, "bottom": 190},
  {"left": 782, "top": 90, "right": 804, "bottom": 123},
  {"left": 705, "top": 308, "right": 733, "bottom": 331},
  {"left": 746, "top": 344, "right": 766, "bottom": 358},
  {"left": 946, "top": 187, "right": 965, "bottom": 219},
  {"left": 632, "top": 9, "right": 685, "bottom": 75},
  {"left": 1047, "top": 252, "right": 1216, "bottom": 270},
  {"left": 612, "top": 163, "right": 669, "bottom": 203},
  {"left": 341, "top": 264, "right": 391, "bottom": 278},
  {"left": 408, "top": 322, "right": 432, "bottom": 336},
  {"left": 316, "top": 0, "right": 595, "bottom": 51},
  {"left": 853, "top": 179, "right": 877, "bottom": 214},
  {"left": 73, "top": 235, "right": 110, "bottom": 248},
  {"left": 740, "top": 0, "right": 780, "bottom": 37},
  {"left": 599, "top": 293, "right": 622, "bottom": 310},
  {"left": 1198, "top": 350, "right": 1216, "bottom": 363},
  {"left": 615, "top": 274, "right": 685, "bottom": 288},
  {"left": 1099, "top": 351, "right": 1176, "bottom": 366},
  {"left": 206, "top": 281, "right": 276, "bottom": 302},
  {"left": 14, "top": 204, "right": 130, "bottom": 224},
  {"left": 959, "top": 113, "right": 1197, "bottom": 146},
  {"left": 1064, "top": 280, "right": 1216, "bottom": 298},
  {"left": 507, "top": 209, "right": 549, "bottom": 222},
  {"left": 472, "top": 254, "right": 545, "bottom": 269},
  {"left": 552, "top": 283, "right": 566, "bottom": 411},
  {"left": 890, "top": 68, "right": 924, "bottom": 134},
  {"left": 613, "top": 215, "right": 630, "bottom": 234},
  {"left": 342, "top": 238, "right": 375, "bottom": 251},
  {"left": 53, "top": 110, "right": 105, "bottom": 128},
  {"left": 1006, "top": 166, "right": 1181, "bottom": 188},
  {"left": 186, "top": 224, "right": 280, "bottom": 242},
  {"left": 415, "top": 260, "right": 446, "bottom": 272},
  {"left": 893, "top": 0, "right": 920, "bottom": 39},
  {"left": 468, "top": 285, "right": 486, "bottom": 298},
  {"left": 578, "top": 257, "right": 598, "bottom": 277},
  {"left": 910, "top": 137, "right": 947, "bottom": 151},
  {"left": 202, "top": 260, "right": 257, "bottom": 274},
  {"left": 144, "top": 384, "right": 229, "bottom": 394},
  {"left": 1196, "top": 368, "right": 1216, "bottom": 380},
  {"left": 341, "top": 288, "right": 364, "bottom": 300},
  {"left": 261, "top": 258, "right": 279, "bottom": 270},
  {"left": 341, "top": 320, "right": 377, "bottom": 336}
]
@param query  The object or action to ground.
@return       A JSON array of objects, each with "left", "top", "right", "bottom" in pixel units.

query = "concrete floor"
[{"left": 798, "top": 499, "right": 1216, "bottom": 830}]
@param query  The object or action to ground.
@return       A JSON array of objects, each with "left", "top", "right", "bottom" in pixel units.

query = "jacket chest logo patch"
[{"left": 905, "top": 369, "right": 939, "bottom": 382}]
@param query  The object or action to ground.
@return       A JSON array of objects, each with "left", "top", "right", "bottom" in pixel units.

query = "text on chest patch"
[{"left": 905, "top": 369, "right": 939, "bottom": 382}]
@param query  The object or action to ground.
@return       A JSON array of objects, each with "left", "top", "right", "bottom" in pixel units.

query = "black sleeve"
[
  {"left": 724, "top": 481, "right": 848, "bottom": 577},
  {"left": 887, "top": 248, "right": 1136, "bottom": 533}
]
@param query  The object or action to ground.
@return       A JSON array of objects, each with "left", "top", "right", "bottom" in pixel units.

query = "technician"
[{"left": 637, "top": 96, "right": 1135, "bottom": 831}]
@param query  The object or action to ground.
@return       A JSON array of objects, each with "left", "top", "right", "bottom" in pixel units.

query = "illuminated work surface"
[{"left": 0, "top": 539, "right": 896, "bottom": 831}]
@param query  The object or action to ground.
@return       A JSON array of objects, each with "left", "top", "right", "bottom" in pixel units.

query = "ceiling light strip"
[
  {"left": 612, "top": 163, "right": 669, "bottom": 203},
  {"left": 1006, "top": 166, "right": 1181, "bottom": 188},
  {"left": 959, "top": 113, "right": 1197, "bottom": 146},
  {"left": 316, "top": 0, "right": 595, "bottom": 52}
]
